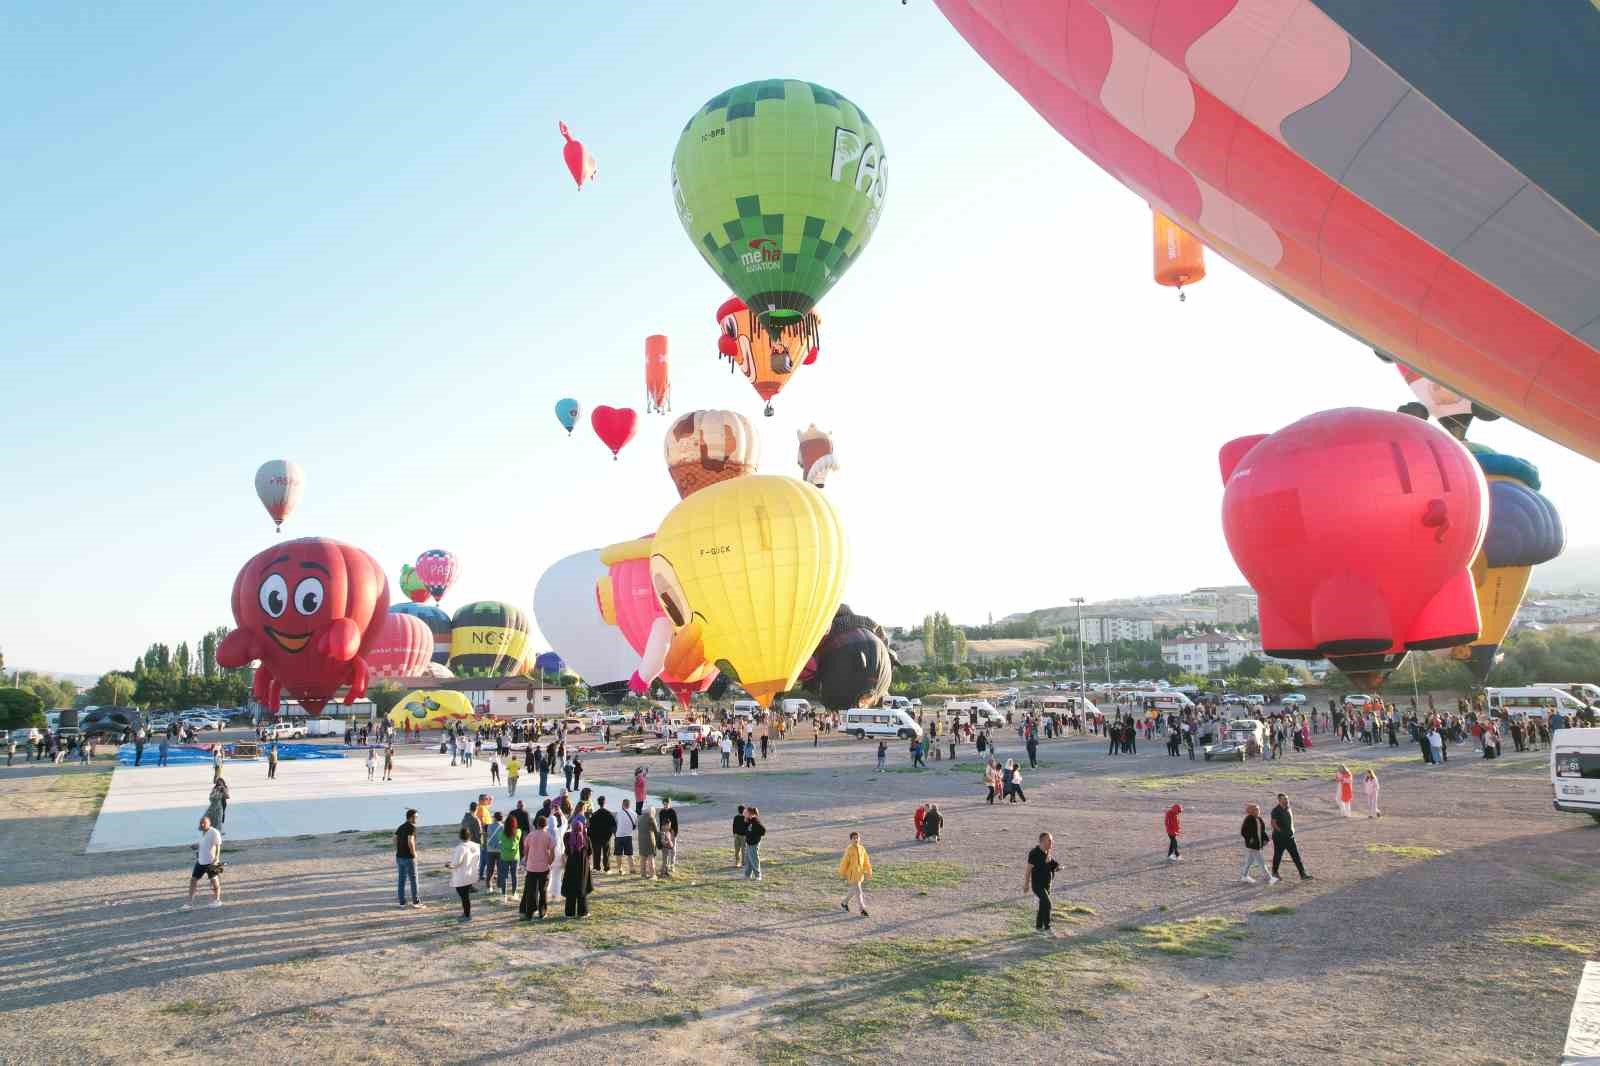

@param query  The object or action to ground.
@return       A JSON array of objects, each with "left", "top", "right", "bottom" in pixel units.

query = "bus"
[{"left": 1552, "top": 727, "right": 1600, "bottom": 822}]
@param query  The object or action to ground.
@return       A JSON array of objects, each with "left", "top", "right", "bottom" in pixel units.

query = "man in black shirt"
[
  {"left": 1269, "top": 793, "right": 1311, "bottom": 881},
  {"left": 732, "top": 805, "right": 748, "bottom": 868},
  {"left": 1023, "top": 832, "right": 1061, "bottom": 932},
  {"left": 395, "top": 809, "right": 422, "bottom": 908},
  {"left": 588, "top": 797, "right": 617, "bottom": 873}
]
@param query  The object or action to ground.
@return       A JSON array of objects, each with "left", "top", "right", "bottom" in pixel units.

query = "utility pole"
[{"left": 1072, "top": 598, "right": 1086, "bottom": 697}]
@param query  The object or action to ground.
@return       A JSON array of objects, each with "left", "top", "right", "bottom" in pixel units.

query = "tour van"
[
  {"left": 879, "top": 696, "right": 912, "bottom": 713},
  {"left": 944, "top": 699, "right": 1005, "bottom": 728},
  {"left": 1537, "top": 683, "right": 1600, "bottom": 708},
  {"left": 1551, "top": 727, "right": 1600, "bottom": 822},
  {"left": 1117, "top": 690, "right": 1194, "bottom": 715},
  {"left": 731, "top": 699, "right": 762, "bottom": 719},
  {"left": 842, "top": 707, "right": 923, "bottom": 740},
  {"left": 1486, "top": 686, "right": 1588, "bottom": 721},
  {"left": 780, "top": 698, "right": 812, "bottom": 719}
]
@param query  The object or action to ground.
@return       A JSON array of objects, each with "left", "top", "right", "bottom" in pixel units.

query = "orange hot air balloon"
[
  {"left": 1152, "top": 210, "right": 1205, "bottom": 301},
  {"left": 663, "top": 409, "right": 761, "bottom": 499},
  {"left": 716, "top": 296, "right": 821, "bottom": 417},
  {"left": 645, "top": 334, "right": 670, "bottom": 414}
]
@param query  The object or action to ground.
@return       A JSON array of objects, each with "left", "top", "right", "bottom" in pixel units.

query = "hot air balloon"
[
  {"left": 934, "top": 3, "right": 1600, "bottom": 461},
  {"left": 1153, "top": 211, "right": 1205, "bottom": 301},
  {"left": 414, "top": 549, "right": 458, "bottom": 603},
  {"left": 1450, "top": 445, "right": 1565, "bottom": 682},
  {"left": 254, "top": 460, "right": 304, "bottom": 532},
  {"left": 797, "top": 424, "right": 838, "bottom": 489},
  {"left": 555, "top": 398, "right": 582, "bottom": 436},
  {"left": 591, "top": 405, "right": 638, "bottom": 459},
  {"left": 595, "top": 548, "right": 718, "bottom": 707},
  {"left": 216, "top": 538, "right": 389, "bottom": 714},
  {"left": 390, "top": 602, "right": 452, "bottom": 665},
  {"left": 448, "top": 601, "right": 531, "bottom": 678},
  {"left": 559, "top": 120, "right": 596, "bottom": 189},
  {"left": 664, "top": 409, "right": 760, "bottom": 499},
  {"left": 388, "top": 689, "right": 479, "bottom": 729},
  {"left": 399, "top": 563, "right": 429, "bottom": 604},
  {"left": 716, "top": 296, "right": 821, "bottom": 416},
  {"left": 533, "top": 651, "right": 565, "bottom": 679},
  {"left": 800, "top": 605, "right": 895, "bottom": 710},
  {"left": 645, "top": 335, "right": 671, "bottom": 414},
  {"left": 366, "top": 612, "right": 434, "bottom": 679},
  {"left": 533, "top": 549, "right": 640, "bottom": 705},
  {"left": 638, "top": 475, "right": 849, "bottom": 708},
  {"left": 673, "top": 80, "right": 886, "bottom": 337},
  {"left": 1382, "top": 354, "right": 1501, "bottom": 441},
  {"left": 1219, "top": 409, "right": 1486, "bottom": 689}
]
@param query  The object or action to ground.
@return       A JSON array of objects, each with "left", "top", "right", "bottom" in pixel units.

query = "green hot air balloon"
[{"left": 672, "top": 79, "right": 886, "bottom": 331}]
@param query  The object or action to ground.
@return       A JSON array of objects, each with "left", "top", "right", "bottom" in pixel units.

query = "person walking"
[
  {"left": 1363, "top": 768, "right": 1381, "bottom": 818},
  {"left": 588, "top": 796, "right": 617, "bottom": 874},
  {"left": 923, "top": 803, "right": 943, "bottom": 842},
  {"left": 506, "top": 755, "right": 520, "bottom": 796},
  {"left": 742, "top": 807, "right": 766, "bottom": 880},
  {"left": 160, "top": 734, "right": 171, "bottom": 768},
  {"left": 134, "top": 731, "right": 146, "bottom": 767},
  {"left": 205, "top": 777, "right": 229, "bottom": 832},
  {"left": 876, "top": 739, "right": 887, "bottom": 772},
  {"left": 383, "top": 744, "right": 394, "bottom": 782},
  {"left": 1164, "top": 803, "right": 1183, "bottom": 862},
  {"left": 489, "top": 754, "right": 501, "bottom": 786},
  {"left": 183, "top": 815, "right": 225, "bottom": 910},
  {"left": 1025, "top": 732, "right": 1039, "bottom": 769},
  {"left": 571, "top": 755, "right": 584, "bottom": 792},
  {"left": 1269, "top": 793, "right": 1312, "bottom": 881},
  {"left": 837, "top": 831, "right": 872, "bottom": 917},
  {"left": 495, "top": 813, "right": 521, "bottom": 903},
  {"left": 1334, "top": 764, "right": 1354, "bottom": 816},
  {"left": 520, "top": 813, "right": 555, "bottom": 920},
  {"left": 562, "top": 754, "right": 574, "bottom": 791},
  {"left": 633, "top": 765, "right": 648, "bottom": 810},
  {"left": 615, "top": 798, "right": 639, "bottom": 874},
  {"left": 985, "top": 760, "right": 1001, "bottom": 806},
  {"left": 720, "top": 734, "right": 733, "bottom": 768},
  {"left": 1239, "top": 803, "right": 1273, "bottom": 884},
  {"left": 1024, "top": 832, "right": 1060, "bottom": 933},
  {"left": 446, "top": 827, "right": 479, "bottom": 921},
  {"left": 638, "top": 803, "right": 660, "bottom": 880},
  {"left": 658, "top": 796, "right": 678, "bottom": 879},
  {"left": 732, "top": 805, "right": 748, "bottom": 867},
  {"left": 1427, "top": 727, "right": 1444, "bottom": 765},
  {"left": 481, "top": 812, "right": 505, "bottom": 885},
  {"left": 366, "top": 746, "right": 377, "bottom": 782},
  {"left": 395, "top": 808, "right": 422, "bottom": 907},
  {"left": 560, "top": 819, "right": 592, "bottom": 918}
]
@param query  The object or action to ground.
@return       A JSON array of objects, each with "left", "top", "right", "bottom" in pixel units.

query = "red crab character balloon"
[
  {"left": 1219, "top": 409, "right": 1486, "bottom": 686},
  {"left": 216, "top": 537, "right": 390, "bottom": 715}
]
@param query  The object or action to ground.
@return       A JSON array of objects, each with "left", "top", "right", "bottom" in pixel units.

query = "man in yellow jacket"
[{"left": 837, "top": 832, "right": 872, "bottom": 917}]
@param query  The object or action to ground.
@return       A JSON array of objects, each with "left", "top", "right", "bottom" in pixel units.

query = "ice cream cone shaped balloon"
[{"left": 663, "top": 409, "right": 760, "bottom": 499}]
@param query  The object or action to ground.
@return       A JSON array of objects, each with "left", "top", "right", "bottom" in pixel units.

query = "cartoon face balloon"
[
  {"left": 216, "top": 537, "right": 389, "bottom": 715},
  {"left": 644, "top": 475, "right": 848, "bottom": 708},
  {"left": 596, "top": 547, "right": 718, "bottom": 705}
]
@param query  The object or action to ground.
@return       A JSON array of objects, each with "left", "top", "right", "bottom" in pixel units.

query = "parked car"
[
  {"left": 267, "top": 720, "right": 307, "bottom": 740},
  {"left": 1343, "top": 693, "right": 1375, "bottom": 709},
  {"left": 10, "top": 727, "right": 43, "bottom": 748},
  {"left": 677, "top": 723, "right": 723, "bottom": 745},
  {"left": 1245, "top": 694, "right": 1266, "bottom": 706},
  {"left": 1281, "top": 693, "right": 1307, "bottom": 706}
]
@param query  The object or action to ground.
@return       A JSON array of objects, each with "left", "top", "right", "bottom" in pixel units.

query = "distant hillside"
[
  {"left": 892, "top": 637, "right": 1051, "bottom": 666},
  {"left": 1531, "top": 545, "right": 1600, "bottom": 594},
  {"left": 16, "top": 670, "right": 100, "bottom": 689}
]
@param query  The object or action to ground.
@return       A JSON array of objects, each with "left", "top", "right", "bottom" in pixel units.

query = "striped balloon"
[
  {"left": 414, "top": 549, "right": 459, "bottom": 603},
  {"left": 366, "top": 612, "right": 433, "bottom": 679}
]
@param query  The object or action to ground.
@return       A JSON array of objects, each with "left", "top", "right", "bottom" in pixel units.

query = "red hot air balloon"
[
  {"left": 366, "top": 611, "right": 433, "bottom": 680},
  {"left": 559, "top": 121, "right": 596, "bottom": 189},
  {"left": 414, "top": 549, "right": 458, "bottom": 603},
  {"left": 1219, "top": 409, "right": 1486, "bottom": 686},
  {"left": 216, "top": 537, "right": 390, "bottom": 715},
  {"left": 591, "top": 405, "right": 638, "bottom": 460}
]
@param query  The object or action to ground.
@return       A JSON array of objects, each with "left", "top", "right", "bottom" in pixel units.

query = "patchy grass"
[
  {"left": 1255, "top": 905, "right": 1296, "bottom": 917},
  {"left": 870, "top": 860, "right": 971, "bottom": 890},
  {"left": 49, "top": 768, "right": 113, "bottom": 816},
  {"left": 1132, "top": 917, "right": 1247, "bottom": 958},
  {"left": 158, "top": 999, "right": 216, "bottom": 1016},
  {"left": 1501, "top": 933, "right": 1592, "bottom": 955},
  {"left": 1107, "top": 756, "right": 1410, "bottom": 792},
  {"left": 1366, "top": 844, "right": 1446, "bottom": 860}
]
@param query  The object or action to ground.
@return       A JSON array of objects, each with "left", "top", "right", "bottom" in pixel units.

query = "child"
[
  {"left": 366, "top": 747, "right": 376, "bottom": 781},
  {"left": 383, "top": 745, "right": 394, "bottom": 782},
  {"left": 1165, "top": 803, "right": 1183, "bottom": 861},
  {"left": 1363, "top": 768, "right": 1381, "bottom": 818},
  {"left": 913, "top": 804, "right": 927, "bottom": 841}
]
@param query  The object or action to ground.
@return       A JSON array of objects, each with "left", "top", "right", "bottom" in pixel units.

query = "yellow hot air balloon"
[
  {"left": 629, "top": 475, "right": 848, "bottom": 708},
  {"left": 388, "top": 689, "right": 480, "bottom": 728}
]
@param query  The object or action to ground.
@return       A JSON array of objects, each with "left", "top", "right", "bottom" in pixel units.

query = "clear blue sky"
[{"left": 4, "top": 3, "right": 1594, "bottom": 675}]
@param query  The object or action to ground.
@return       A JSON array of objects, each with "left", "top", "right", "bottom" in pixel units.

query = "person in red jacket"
[
  {"left": 913, "top": 803, "right": 927, "bottom": 841},
  {"left": 1164, "top": 803, "right": 1183, "bottom": 862}
]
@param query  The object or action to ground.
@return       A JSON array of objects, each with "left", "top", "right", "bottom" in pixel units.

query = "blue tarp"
[{"left": 116, "top": 742, "right": 347, "bottom": 766}]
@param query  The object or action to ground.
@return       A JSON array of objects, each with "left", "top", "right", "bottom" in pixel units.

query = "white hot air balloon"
[
  {"left": 533, "top": 549, "right": 640, "bottom": 705},
  {"left": 254, "top": 460, "right": 305, "bottom": 532}
]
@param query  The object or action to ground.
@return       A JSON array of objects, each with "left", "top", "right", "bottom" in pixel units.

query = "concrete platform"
[{"left": 87, "top": 746, "right": 639, "bottom": 853}]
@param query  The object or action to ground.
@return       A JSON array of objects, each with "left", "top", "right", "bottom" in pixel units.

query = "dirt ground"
[{"left": 0, "top": 728, "right": 1590, "bottom": 1065}]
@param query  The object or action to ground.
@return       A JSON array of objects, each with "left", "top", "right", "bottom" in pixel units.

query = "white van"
[
  {"left": 1552, "top": 728, "right": 1600, "bottom": 821},
  {"left": 1119, "top": 690, "right": 1194, "bottom": 714},
  {"left": 731, "top": 700, "right": 762, "bottom": 719},
  {"left": 780, "top": 698, "right": 811, "bottom": 718},
  {"left": 945, "top": 699, "right": 1005, "bottom": 728},
  {"left": 1537, "top": 683, "right": 1600, "bottom": 708},
  {"left": 842, "top": 708, "right": 922, "bottom": 740},
  {"left": 879, "top": 696, "right": 912, "bottom": 713},
  {"left": 1487, "top": 686, "right": 1588, "bottom": 721}
]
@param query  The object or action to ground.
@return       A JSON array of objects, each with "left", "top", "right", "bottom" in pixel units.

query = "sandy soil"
[{"left": 0, "top": 729, "right": 1590, "bottom": 1065}]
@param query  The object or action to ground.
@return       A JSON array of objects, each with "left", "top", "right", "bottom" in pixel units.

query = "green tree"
[
  {"left": 1233, "top": 655, "right": 1264, "bottom": 680},
  {"left": 369, "top": 682, "right": 406, "bottom": 717},
  {"left": 175, "top": 642, "right": 192, "bottom": 677},
  {"left": 0, "top": 688, "right": 45, "bottom": 730},
  {"left": 90, "top": 673, "right": 136, "bottom": 706}
]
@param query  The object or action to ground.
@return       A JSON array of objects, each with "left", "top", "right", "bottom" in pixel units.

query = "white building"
[
  {"left": 1074, "top": 617, "right": 1155, "bottom": 645},
  {"left": 1161, "top": 632, "right": 1263, "bottom": 676}
]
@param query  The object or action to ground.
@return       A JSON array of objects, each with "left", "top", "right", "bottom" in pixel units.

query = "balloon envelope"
[
  {"left": 591, "top": 405, "right": 638, "bottom": 458},
  {"left": 254, "top": 460, "right": 304, "bottom": 532},
  {"left": 663, "top": 409, "right": 760, "bottom": 499},
  {"left": 935, "top": 2, "right": 1600, "bottom": 460},
  {"left": 716, "top": 295, "right": 820, "bottom": 414},
  {"left": 674, "top": 80, "right": 886, "bottom": 329},
  {"left": 533, "top": 549, "right": 640, "bottom": 701},
  {"left": 559, "top": 121, "right": 596, "bottom": 188},
  {"left": 389, "top": 689, "right": 479, "bottom": 728},
  {"left": 803, "top": 605, "right": 893, "bottom": 710},
  {"left": 415, "top": 549, "right": 458, "bottom": 603},
  {"left": 390, "top": 602, "right": 452, "bottom": 665},
  {"left": 367, "top": 612, "right": 434, "bottom": 679},
  {"left": 1220, "top": 409, "right": 1486, "bottom": 666},
  {"left": 534, "top": 651, "right": 565, "bottom": 677},
  {"left": 797, "top": 424, "right": 838, "bottom": 489},
  {"left": 646, "top": 475, "right": 848, "bottom": 708},
  {"left": 399, "top": 563, "right": 429, "bottom": 604},
  {"left": 645, "top": 335, "right": 670, "bottom": 414},
  {"left": 555, "top": 398, "right": 581, "bottom": 435},
  {"left": 448, "top": 601, "right": 531, "bottom": 678}
]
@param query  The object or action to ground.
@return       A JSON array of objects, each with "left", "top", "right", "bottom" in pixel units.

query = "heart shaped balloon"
[{"left": 591, "top": 405, "right": 638, "bottom": 460}]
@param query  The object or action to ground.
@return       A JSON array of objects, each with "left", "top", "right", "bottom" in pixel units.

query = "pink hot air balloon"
[
  {"left": 366, "top": 612, "right": 433, "bottom": 679},
  {"left": 560, "top": 121, "right": 596, "bottom": 189},
  {"left": 414, "top": 549, "right": 459, "bottom": 603},
  {"left": 254, "top": 460, "right": 304, "bottom": 532},
  {"left": 595, "top": 548, "right": 716, "bottom": 705}
]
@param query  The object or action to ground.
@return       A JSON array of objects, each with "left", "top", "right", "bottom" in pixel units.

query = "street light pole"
[{"left": 1072, "top": 597, "right": 1086, "bottom": 698}]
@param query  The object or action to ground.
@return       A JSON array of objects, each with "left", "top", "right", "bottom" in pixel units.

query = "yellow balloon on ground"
[
  {"left": 644, "top": 475, "right": 848, "bottom": 708},
  {"left": 388, "top": 689, "right": 479, "bottom": 728}
]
